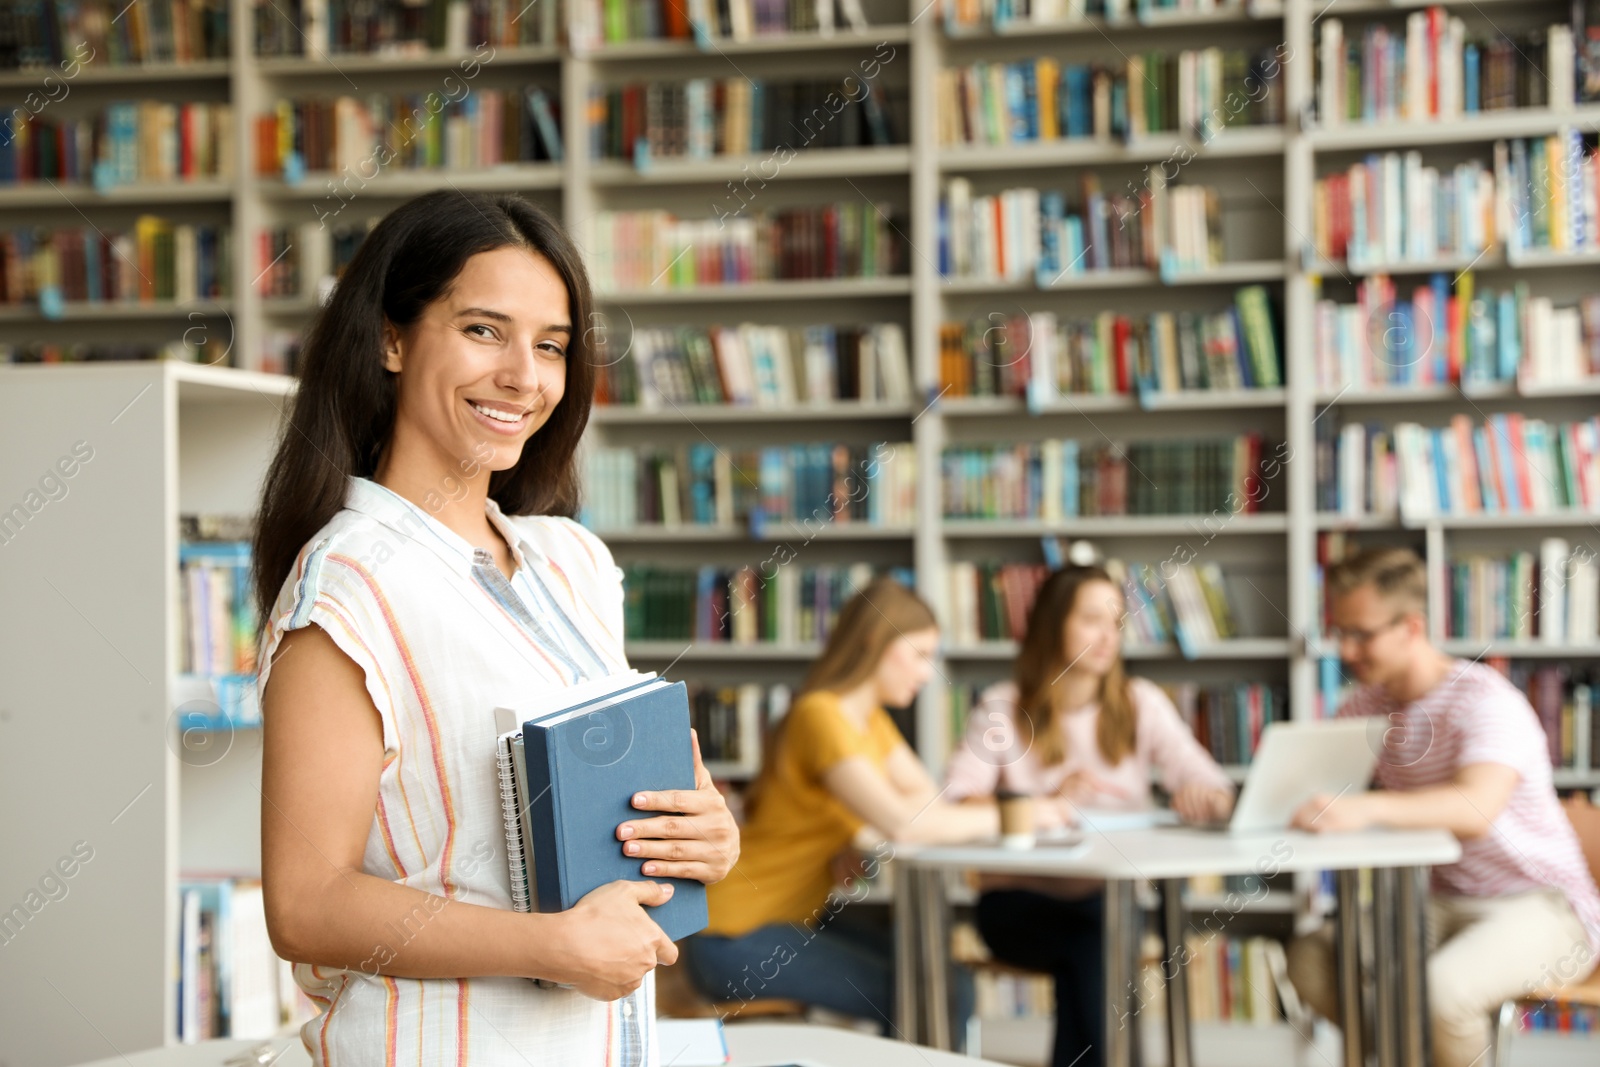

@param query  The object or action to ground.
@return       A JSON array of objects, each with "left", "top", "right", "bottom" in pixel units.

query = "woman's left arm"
[{"left": 615, "top": 729, "right": 740, "bottom": 883}]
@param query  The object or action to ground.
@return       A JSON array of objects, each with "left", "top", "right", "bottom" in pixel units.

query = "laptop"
[{"left": 1185, "top": 717, "right": 1382, "bottom": 834}]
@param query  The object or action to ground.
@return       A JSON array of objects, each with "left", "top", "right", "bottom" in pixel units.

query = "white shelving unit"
[{"left": 4, "top": 0, "right": 1599, "bottom": 1063}]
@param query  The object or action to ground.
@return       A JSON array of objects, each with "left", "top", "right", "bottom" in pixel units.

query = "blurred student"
[
  {"left": 1286, "top": 547, "right": 1600, "bottom": 1067},
  {"left": 944, "top": 564, "right": 1237, "bottom": 1067},
  {"left": 683, "top": 577, "right": 1006, "bottom": 1028}
]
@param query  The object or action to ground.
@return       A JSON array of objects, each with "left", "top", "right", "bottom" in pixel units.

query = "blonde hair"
[
  {"left": 744, "top": 577, "right": 936, "bottom": 817},
  {"left": 1326, "top": 546, "right": 1427, "bottom": 617},
  {"left": 1014, "top": 566, "right": 1135, "bottom": 767}
]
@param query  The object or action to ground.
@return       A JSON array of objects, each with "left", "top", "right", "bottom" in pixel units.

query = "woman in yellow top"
[{"left": 682, "top": 577, "right": 1036, "bottom": 1028}]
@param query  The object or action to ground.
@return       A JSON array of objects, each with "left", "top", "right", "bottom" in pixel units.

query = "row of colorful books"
[
  {"left": 180, "top": 540, "right": 256, "bottom": 679},
  {"left": 1167, "top": 681, "right": 1287, "bottom": 768},
  {"left": 572, "top": 0, "right": 869, "bottom": 46},
  {"left": 595, "top": 322, "right": 912, "bottom": 408},
  {"left": 619, "top": 562, "right": 911, "bottom": 643},
  {"left": 1, "top": 0, "right": 230, "bottom": 70},
  {"left": 1313, "top": 138, "right": 1600, "bottom": 266},
  {"left": 937, "top": 47, "right": 1282, "bottom": 149},
  {"left": 939, "top": 286, "right": 1280, "bottom": 400},
  {"left": 687, "top": 681, "right": 788, "bottom": 769},
  {"left": 1315, "top": 14, "right": 1594, "bottom": 125},
  {"left": 587, "top": 204, "right": 906, "bottom": 291},
  {"left": 1, "top": 339, "right": 226, "bottom": 363},
  {"left": 0, "top": 102, "right": 235, "bottom": 186},
  {"left": 0, "top": 221, "right": 232, "bottom": 307},
  {"left": 938, "top": 0, "right": 1248, "bottom": 33},
  {"left": 590, "top": 78, "right": 902, "bottom": 162},
  {"left": 1313, "top": 274, "right": 1600, "bottom": 391},
  {"left": 1314, "top": 413, "right": 1600, "bottom": 521},
  {"left": 941, "top": 435, "right": 1272, "bottom": 520},
  {"left": 582, "top": 440, "right": 916, "bottom": 530},
  {"left": 1442, "top": 540, "right": 1600, "bottom": 645},
  {"left": 1510, "top": 665, "right": 1596, "bottom": 770},
  {"left": 177, "top": 878, "right": 316, "bottom": 1042},
  {"left": 939, "top": 176, "right": 1224, "bottom": 282},
  {"left": 255, "top": 89, "right": 565, "bottom": 178},
  {"left": 253, "top": 0, "right": 556, "bottom": 57}
]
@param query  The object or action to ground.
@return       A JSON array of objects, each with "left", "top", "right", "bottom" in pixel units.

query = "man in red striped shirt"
[{"left": 1286, "top": 547, "right": 1600, "bottom": 1067}]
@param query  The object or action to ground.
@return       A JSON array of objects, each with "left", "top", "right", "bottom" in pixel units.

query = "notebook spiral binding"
[{"left": 496, "top": 735, "right": 531, "bottom": 913}]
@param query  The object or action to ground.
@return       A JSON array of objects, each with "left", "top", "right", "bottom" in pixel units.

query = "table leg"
[
  {"left": 1335, "top": 868, "right": 1364, "bottom": 1067},
  {"left": 1103, "top": 879, "right": 1139, "bottom": 1067},
  {"left": 1396, "top": 867, "right": 1430, "bottom": 1067},
  {"left": 1160, "top": 878, "right": 1194, "bottom": 1067},
  {"left": 1371, "top": 867, "right": 1400, "bottom": 1067},
  {"left": 893, "top": 860, "right": 920, "bottom": 1044},
  {"left": 918, "top": 866, "right": 953, "bottom": 1051}
]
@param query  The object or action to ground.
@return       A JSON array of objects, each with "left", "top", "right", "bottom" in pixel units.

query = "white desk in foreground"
[
  {"left": 896, "top": 827, "right": 1462, "bottom": 1067},
  {"left": 67, "top": 1022, "right": 1010, "bottom": 1067}
]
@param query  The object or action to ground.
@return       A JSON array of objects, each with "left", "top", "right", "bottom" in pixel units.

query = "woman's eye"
[
  {"left": 465, "top": 324, "right": 497, "bottom": 339},
  {"left": 538, "top": 342, "right": 567, "bottom": 358}
]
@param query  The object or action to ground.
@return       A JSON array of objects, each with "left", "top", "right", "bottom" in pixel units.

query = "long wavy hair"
[
  {"left": 744, "top": 577, "right": 937, "bottom": 818},
  {"left": 1013, "top": 565, "right": 1136, "bottom": 766},
  {"left": 252, "top": 191, "right": 596, "bottom": 622}
]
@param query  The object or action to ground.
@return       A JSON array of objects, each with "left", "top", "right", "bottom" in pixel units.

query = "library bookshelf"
[{"left": 3, "top": 0, "right": 1599, "bottom": 1063}]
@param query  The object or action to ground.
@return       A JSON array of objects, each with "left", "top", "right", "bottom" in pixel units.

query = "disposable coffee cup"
[{"left": 997, "top": 791, "right": 1035, "bottom": 850}]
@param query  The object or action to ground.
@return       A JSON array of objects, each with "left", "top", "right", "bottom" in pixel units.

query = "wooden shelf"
[
  {"left": 942, "top": 6, "right": 1283, "bottom": 41},
  {"left": 0, "top": 178, "right": 235, "bottom": 208},
  {"left": 597, "top": 522, "right": 914, "bottom": 542},
  {"left": 943, "top": 514, "right": 1289, "bottom": 538},
  {"left": 1307, "top": 105, "right": 1600, "bottom": 151},
  {"left": 625, "top": 641, "right": 822, "bottom": 661},
  {"left": 256, "top": 165, "right": 563, "bottom": 199},
  {"left": 944, "top": 639, "right": 1292, "bottom": 660},
  {"left": 1315, "top": 510, "right": 1600, "bottom": 530},
  {"left": 584, "top": 25, "right": 912, "bottom": 59},
  {"left": 940, "top": 389, "right": 1286, "bottom": 416},
  {"left": 938, "top": 126, "right": 1286, "bottom": 171},
  {"left": 0, "top": 59, "right": 232, "bottom": 86},
  {"left": 1439, "top": 640, "right": 1600, "bottom": 659},
  {"left": 597, "top": 277, "right": 913, "bottom": 303},
  {"left": 590, "top": 146, "right": 912, "bottom": 185},
  {"left": 940, "top": 260, "right": 1286, "bottom": 294},
  {"left": 254, "top": 45, "right": 560, "bottom": 75},
  {"left": 591, "top": 401, "right": 916, "bottom": 424},
  {"left": 0, "top": 300, "right": 234, "bottom": 323}
]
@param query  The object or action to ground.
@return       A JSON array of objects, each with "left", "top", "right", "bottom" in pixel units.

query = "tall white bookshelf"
[{"left": 2, "top": 0, "right": 1599, "bottom": 1062}]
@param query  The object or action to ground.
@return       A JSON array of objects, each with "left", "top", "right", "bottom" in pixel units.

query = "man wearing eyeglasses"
[{"left": 1283, "top": 546, "right": 1600, "bottom": 1067}]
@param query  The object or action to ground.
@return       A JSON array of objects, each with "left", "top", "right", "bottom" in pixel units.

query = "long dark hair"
[
  {"left": 252, "top": 190, "right": 596, "bottom": 622},
  {"left": 1014, "top": 565, "right": 1135, "bottom": 766}
]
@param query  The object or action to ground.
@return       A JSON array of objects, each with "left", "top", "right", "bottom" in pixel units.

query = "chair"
[{"left": 1492, "top": 792, "right": 1600, "bottom": 1064}]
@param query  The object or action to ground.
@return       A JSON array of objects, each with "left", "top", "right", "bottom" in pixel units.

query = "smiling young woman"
[{"left": 251, "top": 191, "right": 739, "bottom": 1067}]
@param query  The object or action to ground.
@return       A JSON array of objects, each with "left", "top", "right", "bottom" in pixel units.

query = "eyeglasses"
[{"left": 1326, "top": 615, "right": 1408, "bottom": 646}]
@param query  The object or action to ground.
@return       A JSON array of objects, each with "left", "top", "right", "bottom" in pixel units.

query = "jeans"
[
  {"left": 682, "top": 907, "right": 974, "bottom": 1043},
  {"left": 975, "top": 888, "right": 1106, "bottom": 1067}
]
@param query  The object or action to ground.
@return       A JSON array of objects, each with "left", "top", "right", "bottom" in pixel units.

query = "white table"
[
  {"left": 67, "top": 1021, "right": 1009, "bottom": 1067},
  {"left": 895, "top": 826, "right": 1461, "bottom": 1067}
]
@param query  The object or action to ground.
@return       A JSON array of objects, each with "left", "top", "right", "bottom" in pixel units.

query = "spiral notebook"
[{"left": 493, "top": 670, "right": 709, "bottom": 941}]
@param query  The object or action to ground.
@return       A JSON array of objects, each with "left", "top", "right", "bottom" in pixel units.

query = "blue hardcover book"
[
  {"left": 1429, "top": 273, "right": 1449, "bottom": 383},
  {"left": 1431, "top": 427, "right": 1452, "bottom": 514},
  {"left": 1064, "top": 66, "right": 1092, "bottom": 139},
  {"left": 518, "top": 677, "right": 708, "bottom": 942},
  {"left": 1464, "top": 45, "right": 1480, "bottom": 113}
]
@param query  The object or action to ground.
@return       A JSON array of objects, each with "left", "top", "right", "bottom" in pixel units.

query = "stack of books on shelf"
[
  {"left": 1492, "top": 662, "right": 1595, "bottom": 773},
  {"left": 1163, "top": 934, "right": 1286, "bottom": 1025},
  {"left": 1502, "top": 134, "right": 1600, "bottom": 257},
  {"left": 571, "top": 0, "right": 869, "bottom": 46},
  {"left": 0, "top": 339, "right": 221, "bottom": 364},
  {"left": 0, "top": 220, "right": 232, "bottom": 308},
  {"left": 621, "top": 562, "right": 911, "bottom": 644},
  {"left": 253, "top": 0, "right": 556, "bottom": 57},
  {"left": 1315, "top": 412, "right": 1600, "bottom": 522},
  {"left": 583, "top": 440, "right": 915, "bottom": 531},
  {"left": 595, "top": 321, "right": 912, "bottom": 408},
  {"left": 1314, "top": 273, "right": 1600, "bottom": 391},
  {"left": 177, "top": 878, "right": 315, "bottom": 1042},
  {"left": 0, "top": 102, "right": 235, "bottom": 186},
  {"left": 686, "top": 681, "right": 793, "bottom": 771},
  {"left": 937, "top": 46, "right": 1282, "bottom": 147},
  {"left": 945, "top": 561, "right": 1050, "bottom": 644},
  {"left": 1313, "top": 150, "right": 1496, "bottom": 268},
  {"left": 1443, "top": 539, "right": 1599, "bottom": 645},
  {"left": 179, "top": 533, "right": 258, "bottom": 727},
  {"left": 939, "top": 0, "right": 1253, "bottom": 33},
  {"left": 1315, "top": 7, "right": 1599, "bottom": 125},
  {"left": 939, "top": 175, "right": 1225, "bottom": 283},
  {"left": 590, "top": 77, "right": 903, "bottom": 162},
  {"left": 254, "top": 90, "right": 564, "bottom": 177},
  {"left": 0, "top": 0, "right": 231, "bottom": 70},
  {"left": 588, "top": 203, "right": 906, "bottom": 291},
  {"left": 939, "top": 285, "right": 1281, "bottom": 400},
  {"left": 1165, "top": 680, "right": 1287, "bottom": 765},
  {"left": 1512, "top": 1000, "right": 1600, "bottom": 1036},
  {"left": 941, "top": 434, "right": 1273, "bottom": 520}
]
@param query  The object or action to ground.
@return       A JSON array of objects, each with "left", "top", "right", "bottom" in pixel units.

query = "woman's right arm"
[
  {"left": 261, "top": 625, "right": 676, "bottom": 1001},
  {"left": 822, "top": 749, "right": 999, "bottom": 845}
]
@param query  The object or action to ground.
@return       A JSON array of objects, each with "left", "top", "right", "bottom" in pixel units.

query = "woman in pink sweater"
[{"left": 944, "top": 564, "right": 1236, "bottom": 1067}]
